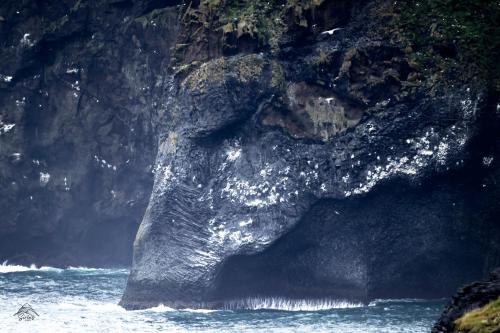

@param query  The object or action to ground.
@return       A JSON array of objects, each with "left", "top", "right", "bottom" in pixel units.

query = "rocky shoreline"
[{"left": 433, "top": 269, "right": 500, "bottom": 333}]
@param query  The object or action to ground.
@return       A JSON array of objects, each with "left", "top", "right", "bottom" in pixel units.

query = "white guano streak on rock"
[
  {"left": 344, "top": 129, "right": 468, "bottom": 197},
  {"left": 226, "top": 146, "right": 241, "bottom": 161},
  {"left": 0, "top": 74, "right": 12, "bottom": 82},
  {"left": 39, "top": 172, "right": 50, "bottom": 186},
  {"left": 20, "top": 33, "right": 34, "bottom": 47},
  {"left": 483, "top": 156, "right": 494, "bottom": 166},
  {"left": 154, "top": 164, "right": 175, "bottom": 195},
  {"left": 344, "top": 91, "right": 477, "bottom": 198},
  {"left": 0, "top": 122, "right": 15, "bottom": 135},
  {"left": 206, "top": 215, "right": 268, "bottom": 252},
  {"left": 221, "top": 175, "right": 289, "bottom": 208},
  {"left": 93, "top": 155, "right": 118, "bottom": 171}
]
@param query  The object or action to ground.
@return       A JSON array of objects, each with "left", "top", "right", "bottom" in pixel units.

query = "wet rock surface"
[
  {"left": 433, "top": 269, "right": 500, "bottom": 333},
  {"left": 0, "top": 0, "right": 498, "bottom": 308},
  {"left": 0, "top": 0, "right": 181, "bottom": 266},
  {"left": 120, "top": 0, "right": 500, "bottom": 308}
]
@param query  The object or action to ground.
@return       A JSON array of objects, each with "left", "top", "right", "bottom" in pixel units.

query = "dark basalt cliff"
[
  {"left": 0, "top": 0, "right": 499, "bottom": 309},
  {"left": 120, "top": 0, "right": 500, "bottom": 308},
  {"left": 433, "top": 269, "right": 500, "bottom": 333},
  {"left": 0, "top": 0, "right": 180, "bottom": 266}
]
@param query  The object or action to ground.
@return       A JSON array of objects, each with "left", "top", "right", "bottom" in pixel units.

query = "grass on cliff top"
[
  {"left": 454, "top": 298, "right": 500, "bottom": 333},
  {"left": 195, "top": 0, "right": 324, "bottom": 50},
  {"left": 396, "top": 0, "right": 500, "bottom": 90}
]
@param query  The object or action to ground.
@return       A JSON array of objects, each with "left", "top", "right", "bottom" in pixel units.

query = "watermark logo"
[{"left": 13, "top": 303, "right": 39, "bottom": 321}]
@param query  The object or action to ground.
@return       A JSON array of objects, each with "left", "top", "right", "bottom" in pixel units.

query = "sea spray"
[
  {"left": 0, "top": 261, "right": 128, "bottom": 274},
  {"left": 0, "top": 267, "right": 443, "bottom": 332},
  {"left": 0, "top": 261, "right": 63, "bottom": 273},
  {"left": 223, "top": 297, "right": 364, "bottom": 311}
]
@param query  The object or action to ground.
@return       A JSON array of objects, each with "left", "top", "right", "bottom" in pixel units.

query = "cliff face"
[
  {"left": 0, "top": 0, "right": 180, "bottom": 266},
  {"left": 433, "top": 269, "right": 500, "bottom": 333},
  {"left": 1, "top": 0, "right": 499, "bottom": 308},
  {"left": 120, "top": 0, "right": 500, "bottom": 308}
]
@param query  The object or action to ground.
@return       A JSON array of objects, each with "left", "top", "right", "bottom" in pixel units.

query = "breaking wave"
[
  {"left": 141, "top": 299, "right": 362, "bottom": 312},
  {"left": 66, "top": 266, "right": 129, "bottom": 274},
  {"left": 0, "top": 261, "right": 63, "bottom": 273},
  {"left": 223, "top": 297, "right": 364, "bottom": 311},
  {"left": 145, "top": 304, "right": 219, "bottom": 313},
  {"left": 0, "top": 267, "right": 443, "bottom": 332},
  {"left": 0, "top": 261, "right": 128, "bottom": 274},
  {"left": 57, "top": 300, "right": 126, "bottom": 312},
  {"left": 368, "top": 298, "right": 443, "bottom": 306}
]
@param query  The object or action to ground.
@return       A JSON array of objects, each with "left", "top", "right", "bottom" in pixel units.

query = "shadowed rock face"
[
  {"left": 121, "top": 73, "right": 500, "bottom": 308},
  {"left": 1, "top": 0, "right": 498, "bottom": 309},
  {"left": 120, "top": 1, "right": 500, "bottom": 309},
  {"left": 0, "top": 0, "right": 181, "bottom": 266},
  {"left": 216, "top": 160, "right": 500, "bottom": 303},
  {"left": 432, "top": 269, "right": 500, "bottom": 333}
]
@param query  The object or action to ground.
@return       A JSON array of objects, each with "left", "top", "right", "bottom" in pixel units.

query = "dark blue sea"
[{"left": 0, "top": 262, "right": 443, "bottom": 332}]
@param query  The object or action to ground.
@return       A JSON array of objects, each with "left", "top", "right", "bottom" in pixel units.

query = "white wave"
[
  {"left": 56, "top": 299, "right": 127, "bottom": 313},
  {"left": 143, "top": 304, "right": 219, "bottom": 313},
  {"left": 57, "top": 302, "right": 85, "bottom": 310},
  {"left": 181, "top": 308, "right": 219, "bottom": 313},
  {"left": 146, "top": 304, "right": 176, "bottom": 312},
  {"left": 0, "top": 261, "right": 63, "bottom": 273},
  {"left": 87, "top": 303, "right": 126, "bottom": 312},
  {"left": 0, "top": 261, "right": 128, "bottom": 274},
  {"left": 66, "top": 266, "right": 129, "bottom": 274},
  {"left": 223, "top": 297, "right": 364, "bottom": 311},
  {"left": 145, "top": 298, "right": 362, "bottom": 312},
  {"left": 368, "top": 298, "right": 441, "bottom": 306}
]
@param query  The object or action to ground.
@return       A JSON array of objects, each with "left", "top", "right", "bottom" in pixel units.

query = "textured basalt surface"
[
  {"left": 120, "top": 0, "right": 500, "bottom": 309},
  {"left": 0, "top": 0, "right": 498, "bottom": 308},
  {"left": 433, "top": 269, "right": 500, "bottom": 333},
  {"left": 0, "top": 0, "right": 180, "bottom": 266}
]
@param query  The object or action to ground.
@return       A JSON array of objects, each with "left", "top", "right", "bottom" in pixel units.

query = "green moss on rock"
[
  {"left": 454, "top": 298, "right": 500, "bottom": 333},
  {"left": 134, "top": 7, "right": 178, "bottom": 29},
  {"left": 180, "top": 0, "right": 325, "bottom": 56},
  {"left": 181, "top": 54, "right": 265, "bottom": 92},
  {"left": 270, "top": 60, "right": 286, "bottom": 91},
  {"left": 395, "top": 0, "right": 500, "bottom": 90}
]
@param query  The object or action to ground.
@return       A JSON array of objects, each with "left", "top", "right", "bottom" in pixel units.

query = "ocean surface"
[{"left": 0, "top": 262, "right": 444, "bottom": 332}]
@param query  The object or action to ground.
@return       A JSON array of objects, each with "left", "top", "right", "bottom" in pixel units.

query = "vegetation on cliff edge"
[
  {"left": 454, "top": 298, "right": 500, "bottom": 333},
  {"left": 174, "top": 0, "right": 326, "bottom": 64},
  {"left": 395, "top": 0, "right": 500, "bottom": 90}
]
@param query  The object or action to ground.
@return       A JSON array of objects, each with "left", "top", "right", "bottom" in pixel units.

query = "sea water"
[{"left": 0, "top": 262, "right": 443, "bottom": 332}]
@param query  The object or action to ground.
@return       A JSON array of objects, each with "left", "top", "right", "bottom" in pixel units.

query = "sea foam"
[
  {"left": 0, "top": 261, "right": 127, "bottom": 274},
  {"left": 144, "top": 304, "right": 219, "bottom": 313},
  {"left": 223, "top": 297, "right": 364, "bottom": 311},
  {"left": 0, "top": 261, "right": 63, "bottom": 273}
]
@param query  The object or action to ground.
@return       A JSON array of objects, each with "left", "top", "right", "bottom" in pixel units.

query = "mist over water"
[{"left": 0, "top": 263, "right": 443, "bottom": 332}]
